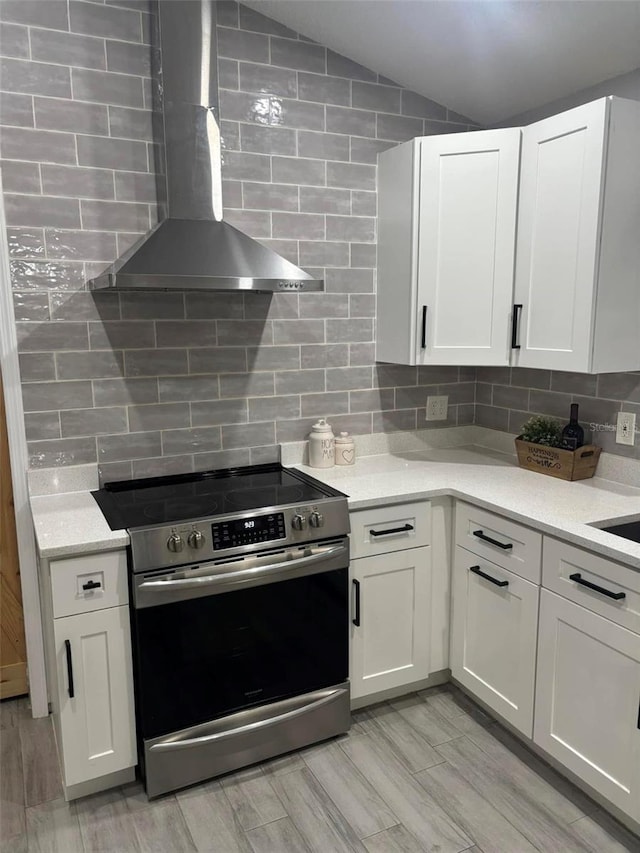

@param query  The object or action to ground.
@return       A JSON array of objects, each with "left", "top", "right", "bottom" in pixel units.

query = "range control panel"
[{"left": 212, "top": 512, "right": 286, "bottom": 551}]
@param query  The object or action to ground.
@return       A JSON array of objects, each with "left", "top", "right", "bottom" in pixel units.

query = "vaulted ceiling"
[{"left": 244, "top": 1, "right": 640, "bottom": 124}]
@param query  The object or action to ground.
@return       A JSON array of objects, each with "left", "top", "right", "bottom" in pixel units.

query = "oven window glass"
[{"left": 133, "top": 567, "right": 348, "bottom": 739}]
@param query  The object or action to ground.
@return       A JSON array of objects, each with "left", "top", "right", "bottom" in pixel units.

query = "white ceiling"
[{"left": 243, "top": 1, "right": 640, "bottom": 124}]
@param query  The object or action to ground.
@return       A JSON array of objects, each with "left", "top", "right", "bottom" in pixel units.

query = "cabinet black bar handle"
[
  {"left": 470, "top": 565, "right": 509, "bottom": 588},
  {"left": 370, "top": 524, "right": 414, "bottom": 538},
  {"left": 511, "top": 303, "right": 523, "bottom": 349},
  {"left": 421, "top": 305, "right": 427, "bottom": 349},
  {"left": 64, "top": 639, "right": 74, "bottom": 699},
  {"left": 472, "top": 529, "right": 513, "bottom": 550},
  {"left": 352, "top": 579, "right": 361, "bottom": 627},
  {"left": 82, "top": 579, "right": 101, "bottom": 591},
  {"left": 569, "top": 573, "right": 626, "bottom": 601}
]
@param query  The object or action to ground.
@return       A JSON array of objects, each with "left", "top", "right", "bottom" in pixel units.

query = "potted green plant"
[
  {"left": 519, "top": 415, "right": 562, "bottom": 447},
  {"left": 515, "top": 415, "right": 600, "bottom": 481}
]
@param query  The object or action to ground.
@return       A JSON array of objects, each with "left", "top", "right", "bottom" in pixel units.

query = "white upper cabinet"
[
  {"left": 377, "top": 96, "right": 640, "bottom": 373},
  {"left": 513, "top": 97, "right": 640, "bottom": 373},
  {"left": 377, "top": 129, "right": 521, "bottom": 366}
]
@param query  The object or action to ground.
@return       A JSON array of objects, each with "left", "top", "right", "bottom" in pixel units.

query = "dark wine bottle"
[{"left": 560, "top": 403, "right": 584, "bottom": 450}]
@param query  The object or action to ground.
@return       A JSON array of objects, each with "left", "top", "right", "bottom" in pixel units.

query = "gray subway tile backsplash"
[
  {"left": 41, "top": 164, "right": 115, "bottom": 200},
  {"left": 72, "top": 66, "right": 144, "bottom": 108},
  {"left": 272, "top": 156, "right": 325, "bottom": 186},
  {"left": 8, "top": 1, "right": 639, "bottom": 471},
  {"left": 0, "top": 22, "right": 29, "bottom": 59},
  {"left": 0, "top": 91, "right": 35, "bottom": 128},
  {"left": 269, "top": 36, "right": 325, "bottom": 73},
  {"left": 68, "top": 0, "right": 142, "bottom": 42},
  {"left": 28, "top": 436, "right": 97, "bottom": 468},
  {"left": 298, "top": 130, "right": 350, "bottom": 162},
  {"left": 25, "top": 411, "right": 61, "bottom": 442},
  {"left": 1, "top": 161, "right": 41, "bottom": 195},
  {"left": 300, "top": 344, "right": 349, "bottom": 369},
  {"left": 22, "top": 380, "right": 93, "bottom": 412},
  {"left": 56, "top": 349, "right": 125, "bottom": 380},
  {"left": 217, "top": 26, "right": 269, "bottom": 63},
  {"left": 239, "top": 61, "right": 297, "bottom": 97},
  {"left": 1, "top": 126, "right": 77, "bottom": 164},
  {"left": 30, "top": 29, "right": 106, "bottom": 71},
  {"left": 60, "top": 406, "right": 128, "bottom": 438},
  {"left": 298, "top": 72, "right": 350, "bottom": 106},
  {"left": 1, "top": 1, "right": 69, "bottom": 30},
  {"left": 1, "top": 57, "right": 71, "bottom": 98},
  {"left": 352, "top": 81, "right": 401, "bottom": 114},
  {"left": 326, "top": 50, "right": 376, "bottom": 82},
  {"left": 77, "top": 135, "right": 149, "bottom": 172},
  {"left": 326, "top": 105, "right": 376, "bottom": 138}
]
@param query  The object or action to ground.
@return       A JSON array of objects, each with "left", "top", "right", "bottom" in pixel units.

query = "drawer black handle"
[
  {"left": 470, "top": 565, "right": 509, "bottom": 588},
  {"left": 370, "top": 524, "right": 414, "bottom": 538},
  {"left": 352, "top": 579, "right": 361, "bottom": 627},
  {"left": 511, "top": 303, "right": 523, "bottom": 349},
  {"left": 472, "top": 529, "right": 513, "bottom": 550},
  {"left": 82, "top": 579, "right": 101, "bottom": 591},
  {"left": 64, "top": 639, "right": 74, "bottom": 699},
  {"left": 569, "top": 573, "right": 626, "bottom": 601}
]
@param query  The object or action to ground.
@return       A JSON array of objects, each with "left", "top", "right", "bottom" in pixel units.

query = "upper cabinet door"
[
  {"left": 513, "top": 99, "right": 607, "bottom": 372},
  {"left": 415, "top": 129, "right": 520, "bottom": 366}
]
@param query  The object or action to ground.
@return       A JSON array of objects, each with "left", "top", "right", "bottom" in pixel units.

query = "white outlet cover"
[
  {"left": 616, "top": 411, "right": 636, "bottom": 446},
  {"left": 426, "top": 395, "right": 448, "bottom": 421}
]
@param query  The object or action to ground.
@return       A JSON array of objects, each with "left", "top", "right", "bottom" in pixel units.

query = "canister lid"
[
  {"left": 311, "top": 418, "right": 333, "bottom": 433},
  {"left": 334, "top": 431, "right": 352, "bottom": 443}
]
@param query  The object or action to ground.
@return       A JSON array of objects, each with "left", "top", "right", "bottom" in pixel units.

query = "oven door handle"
[
  {"left": 148, "top": 687, "right": 345, "bottom": 752},
  {"left": 138, "top": 543, "right": 348, "bottom": 591}
]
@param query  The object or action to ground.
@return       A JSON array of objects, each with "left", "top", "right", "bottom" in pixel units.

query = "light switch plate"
[
  {"left": 426, "top": 395, "right": 448, "bottom": 421},
  {"left": 616, "top": 411, "right": 636, "bottom": 445}
]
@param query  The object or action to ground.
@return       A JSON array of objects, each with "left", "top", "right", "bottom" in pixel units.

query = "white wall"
[{"left": 494, "top": 67, "right": 640, "bottom": 127}]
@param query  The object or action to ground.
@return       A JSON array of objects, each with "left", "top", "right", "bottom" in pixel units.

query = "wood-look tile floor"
[{"left": 1, "top": 685, "right": 639, "bottom": 853}]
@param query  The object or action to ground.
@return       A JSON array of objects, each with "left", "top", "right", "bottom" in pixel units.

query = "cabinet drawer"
[
  {"left": 51, "top": 550, "right": 128, "bottom": 618},
  {"left": 350, "top": 502, "right": 430, "bottom": 559},
  {"left": 543, "top": 538, "right": 640, "bottom": 633},
  {"left": 455, "top": 502, "right": 541, "bottom": 583}
]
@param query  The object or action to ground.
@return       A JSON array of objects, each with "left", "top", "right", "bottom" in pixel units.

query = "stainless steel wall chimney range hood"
[{"left": 89, "top": 1, "right": 322, "bottom": 293}]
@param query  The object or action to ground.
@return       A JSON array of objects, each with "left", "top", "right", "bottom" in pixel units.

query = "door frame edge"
[{"left": 0, "top": 171, "right": 48, "bottom": 717}]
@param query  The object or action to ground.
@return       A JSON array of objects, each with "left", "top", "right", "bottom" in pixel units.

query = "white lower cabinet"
[
  {"left": 53, "top": 605, "right": 136, "bottom": 788},
  {"left": 534, "top": 589, "right": 640, "bottom": 821},
  {"left": 350, "top": 546, "right": 431, "bottom": 700},
  {"left": 41, "top": 550, "right": 137, "bottom": 798},
  {"left": 450, "top": 546, "right": 539, "bottom": 736}
]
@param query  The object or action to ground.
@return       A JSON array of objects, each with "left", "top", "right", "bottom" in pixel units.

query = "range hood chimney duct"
[{"left": 88, "top": 0, "right": 322, "bottom": 293}]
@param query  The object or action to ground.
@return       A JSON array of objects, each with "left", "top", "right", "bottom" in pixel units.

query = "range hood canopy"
[{"left": 89, "top": 0, "right": 322, "bottom": 293}]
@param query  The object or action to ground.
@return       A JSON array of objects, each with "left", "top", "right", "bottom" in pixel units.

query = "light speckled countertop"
[
  {"left": 31, "top": 490, "right": 128, "bottom": 559},
  {"left": 31, "top": 446, "right": 640, "bottom": 569}
]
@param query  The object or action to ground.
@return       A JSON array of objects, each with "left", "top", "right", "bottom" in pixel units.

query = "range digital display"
[{"left": 212, "top": 512, "right": 286, "bottom": 550}]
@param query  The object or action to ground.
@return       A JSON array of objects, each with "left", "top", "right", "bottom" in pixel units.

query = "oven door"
[{"left": 130, "top": 539, "right": 349, "bottom": 742}]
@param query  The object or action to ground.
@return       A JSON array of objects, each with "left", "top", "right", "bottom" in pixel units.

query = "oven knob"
[
  {"left": 309, "top": 511, "right": 324, "bottom": 528},
  {"left": 167, "top": 533, "right": 184, "bottom": 553},
  {"left": 292, "top": 513, "right": 307, "bottom": 531},
  {"left": 188, "top": 530, "right": 205, "bottom": 549}
]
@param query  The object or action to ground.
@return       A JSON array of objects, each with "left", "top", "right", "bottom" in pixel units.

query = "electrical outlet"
[
  {"left": 616, "top": 411, "right": 636, "bottom": 446},
  {"left": 426, "top": 395, "right": 448, "bottom": 421}
]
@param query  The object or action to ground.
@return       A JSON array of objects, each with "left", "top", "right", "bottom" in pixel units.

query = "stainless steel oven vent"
[{"left": 88, "top": 1, "right": 322, "bottom": 293}]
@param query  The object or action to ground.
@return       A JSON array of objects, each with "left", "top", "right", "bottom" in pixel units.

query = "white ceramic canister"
[
  {"left": 334, "top": 431, "right": 355, "bottom": 465},
  {"left": 308, "top": 418, "right": 335, "bottom": 468}
]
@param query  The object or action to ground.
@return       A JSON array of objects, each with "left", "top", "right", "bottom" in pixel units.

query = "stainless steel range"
[{"left": 92, "top": 464, "right": 351, "bottom": 798}]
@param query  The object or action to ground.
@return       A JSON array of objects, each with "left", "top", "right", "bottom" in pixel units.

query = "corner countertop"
[
  {"left": 31, "top": 446, "right": 640, "bottom": 569},
  {"left": 31, "top": 490, "right": 129, "bottom": 559},
  {"left": 294, "top": 446, "right": 640, "bottom": 571}
]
